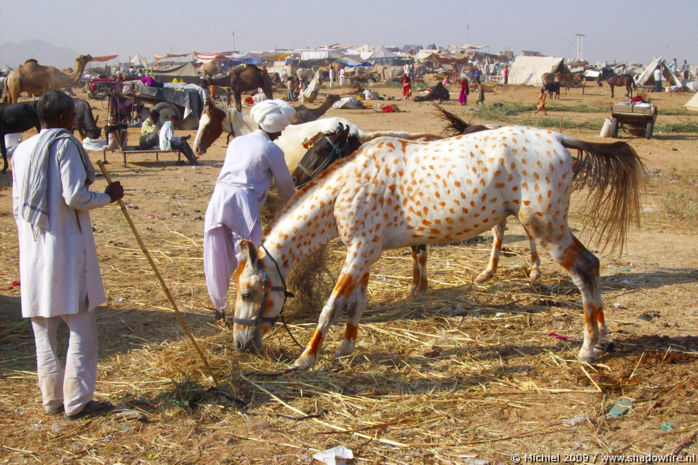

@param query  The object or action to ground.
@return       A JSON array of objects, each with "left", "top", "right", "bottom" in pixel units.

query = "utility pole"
[
  {"left": 232, "top": 31, "right": 235, "bottom": 53},
  {"left": 576, "top": 34, "right": 585, "bottom": 61}
]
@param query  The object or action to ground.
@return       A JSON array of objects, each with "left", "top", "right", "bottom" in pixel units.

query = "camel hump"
[{"left": 24, "top": 58, "right": 39, "bottom": 65}]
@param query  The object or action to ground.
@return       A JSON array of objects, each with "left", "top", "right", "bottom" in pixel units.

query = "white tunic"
[
  {"left": 12, "top": 130, "right": 111, "bottom": 318},
  {"left": 204, "top": 130, "right": 295, "bottom": 236}
]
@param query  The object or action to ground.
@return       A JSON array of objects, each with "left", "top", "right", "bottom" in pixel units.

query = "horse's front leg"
[
  {"left": 335, "top": 272, "right": 370, "bottom": 358},
  {"left": 0, "top": 137, "right": 7, "bottom": 173},
  {"left": 294, "top": 242, "right": 377, "bottom": 369}
]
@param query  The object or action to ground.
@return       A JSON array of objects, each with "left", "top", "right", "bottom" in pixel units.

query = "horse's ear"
[{"left": 240, "top": 240, "right": 259, "bottom": 268}]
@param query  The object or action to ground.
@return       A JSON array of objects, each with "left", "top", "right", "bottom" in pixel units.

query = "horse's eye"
[{"left": 240, "top": 290, "right": 254, "bottom": 301}]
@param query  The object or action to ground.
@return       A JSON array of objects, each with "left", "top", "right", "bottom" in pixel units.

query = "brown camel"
[
  {"left": 2, "top": 54, "right": 92, "bottom": 103},
  {"left": 290, "top": 94, "right": 341, "bottom": 124},
  {"left": 228, "top": 64, "right": 273, "bottom": 111}
]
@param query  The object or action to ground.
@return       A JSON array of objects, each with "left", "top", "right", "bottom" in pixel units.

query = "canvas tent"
[
  {"left": 507, "top": 55, "right": 564, "bottom": 86},
  {"left": 151, "top": 62, "right": 200, "bottom": 84},
  {"left": 634, "top": 57, "right": 682, "bottom": 89},
  {"left": 131, "top": 55, "right": 148, "bottom": 67},
  {"left": 685, "top": 92, "right": 698, "bottom": 111}
]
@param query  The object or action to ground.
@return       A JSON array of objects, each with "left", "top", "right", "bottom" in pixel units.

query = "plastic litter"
[
  {"left": 312, "top": 446, "right": 353, "bottom": 465},
  {"left": 466, "top": 459, "right": 489, "bottom": 465},
  {"left": 660, "top": 422, "right": 674, "bottom": 432},
  {"left": 548, "top": 332, "right": 570, "bottom": 341},
  {"left": 607, "top": 399, "right": 633, "bottom": 418},
  {"left": 563, "top": 413, "right": 586, "bottom": 426}
]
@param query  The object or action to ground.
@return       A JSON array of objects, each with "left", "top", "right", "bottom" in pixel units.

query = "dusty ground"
[{"left": 0, "top": 80, "right": 696, "bottom": 464}]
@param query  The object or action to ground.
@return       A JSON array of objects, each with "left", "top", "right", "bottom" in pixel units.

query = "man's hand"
[{"left": 105, "top": 181, "right": 124, "bottom": 202}]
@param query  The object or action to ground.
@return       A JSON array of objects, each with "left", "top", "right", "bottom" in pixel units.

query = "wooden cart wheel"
[
  {"left": 610, "top": 117, "right": 619, "bottom": 138},
  {"left": 645, "top": 120, "right": 654, "bottom": 139}
]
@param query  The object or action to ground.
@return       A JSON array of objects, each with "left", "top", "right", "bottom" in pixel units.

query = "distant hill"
[{"left": 0, "top": 39, "right": 79, "bottom": 69}]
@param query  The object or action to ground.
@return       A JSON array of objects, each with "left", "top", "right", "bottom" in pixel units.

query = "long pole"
[{"left": 97, "top": 161, "right": 216, "bottom": 382}]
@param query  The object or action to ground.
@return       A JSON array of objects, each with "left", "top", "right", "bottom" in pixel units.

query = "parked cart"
[{"left": 609, "top": 101, "right": 658, "bottom": 139}]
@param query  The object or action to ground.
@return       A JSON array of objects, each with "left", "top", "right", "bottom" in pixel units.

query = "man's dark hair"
[
  {"left": 150, "top": 109, "right": 160, "bottom": 120},
  {"left": 37, "top": 90, "right": 74, "bottom": 125}
]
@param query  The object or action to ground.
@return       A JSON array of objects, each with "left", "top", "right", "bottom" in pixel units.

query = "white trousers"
[
  {"left": 204, "top": 225, "right": 261, "bottom": 313},
  {"left": 30, "top": 305, "right": 98, "bottom": 416}
]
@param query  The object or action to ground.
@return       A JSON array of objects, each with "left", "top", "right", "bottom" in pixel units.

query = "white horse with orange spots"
[{"left": 232, "top": 126, "right": 644, "bottom": 368}]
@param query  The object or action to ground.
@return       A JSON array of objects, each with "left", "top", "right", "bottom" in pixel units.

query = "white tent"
[
  {"left": 507, "top": 55, "right": 564, "bottom": 86},
  {"left": 370, "top": 46, "right": 396, "bottom": 59},
  {"left": 634, "top": 57, "right": 682, "bottom": 89},
  {"left": 685, "top": 92, "right": 698, "bottom": 111},
  {"left": 130, "top": 54, "right": 148, "bottom": 67}
]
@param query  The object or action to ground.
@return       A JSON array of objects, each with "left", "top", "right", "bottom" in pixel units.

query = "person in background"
[
  {"left": 670, "top": 58, "right": 678, "bottom": 76},
  {"left": 682, "top": 60, "right": 690, "bottom": 80},
  {"left": 458, "top": 77, "right": 470, "bottom": 106},
  {"left": 105, "top": 115, "right": 128, "bottom": 150},
  {"left": 328, "top": 65, "right": 335, "bottom": 88},
  {"left": 138, "top": 109, "right": 160, "bottom": 149},
  {"left": 339, "top": 67, "right": 346, "bottom": 87},
  {"left": 401, "top": 72, "right": 412, "bottom": 99},
  {"left": 535, "top": 89, "right": 547, "bottom": 115},
  {"left": 203, "top": 100, "right": 297, "bottom": 323},
  {"left": 12, "top": 90, "right": 124, "bottom": 420},
  {"left": 653, "top": 67, "right": 662, "bottom": 92},
  {"left": 159, "top": 114, "right": 199, "bottom": 165},
  {"left": 476, "top": 82, "right": 485, "bottom": 104},
  {"left": 504, "top": 67, "right": 509, "bottom": 85}
]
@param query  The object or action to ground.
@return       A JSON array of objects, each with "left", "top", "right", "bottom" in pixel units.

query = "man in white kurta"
[
  {"left": 204, "top": 100, "right": 297, "bottom": 322},
  {"left": 12, "top": 90, "right": 123, "bottom": 419}
]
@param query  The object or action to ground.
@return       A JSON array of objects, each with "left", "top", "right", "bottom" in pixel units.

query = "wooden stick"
[{"left": 97, "top": 161, "right": 216, "bottom": 383}]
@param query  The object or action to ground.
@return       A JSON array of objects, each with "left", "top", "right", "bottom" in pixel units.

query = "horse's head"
[
  {"left": 232, "top": 241, "right": 286, "bottom": 352},
  {"left": 291, "top": 123, "right": 355, "bottom": 187},
  {"left": 194, "top": 99, "right": 226, "bottom": 155}
]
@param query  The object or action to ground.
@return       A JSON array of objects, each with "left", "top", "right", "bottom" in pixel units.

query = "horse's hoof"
[
  {"left": 335, "top": 339, "right": 356, "bottom": 358},
  {"left": 529, "top": 269, "right": 541, "bottom": 282},
  {"left": 475, "top": 271, "right": 493, "bottom": 284},
  {"left": 293, "top": 354, "right": 315, "bottom": 370},
  {"left": 578, "top": 347, "right": 597, "bottom": 363}
]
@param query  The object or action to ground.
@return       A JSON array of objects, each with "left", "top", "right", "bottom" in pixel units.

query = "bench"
[{"left": 101, "top": 147, "right": 183, "bottom": 167}]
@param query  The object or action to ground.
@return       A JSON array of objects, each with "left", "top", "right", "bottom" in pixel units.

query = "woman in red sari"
[
  {"left": 458, "top": 78, "right": 470, "bottom": 105},
  {"left": 401, "top": 73, "right": 412, "bottom": 99}
]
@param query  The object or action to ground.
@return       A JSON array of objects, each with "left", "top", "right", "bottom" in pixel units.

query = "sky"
[{"left": 1, "top": 0, "right": 696, "bottom": 67}]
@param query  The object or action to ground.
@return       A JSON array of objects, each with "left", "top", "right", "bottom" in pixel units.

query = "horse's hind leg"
[
  {"left": 545, "top": 231, "right": 604, "bottom": 362},
  {"left": 408, "top": 245, "right": 428, "bottom": 297},
  {"left": 528, "top": 238, "right": 541, "bottom": 281},
  {"left": 476, "top": 220, "right": 506, "bottom": 283}
]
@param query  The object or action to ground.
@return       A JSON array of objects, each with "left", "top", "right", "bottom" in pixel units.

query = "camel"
[
  {"left": 290, "top": 94, "right": 341, "bottom": 124},
  {"left": 2, "top": 54, "right": 92, "bottom": 103},
  {"left": 228, "top": 64, "right": 273, "bottom": 112},
  {"left": 200, "top": 61, "right": 222, "bottom": 76}
]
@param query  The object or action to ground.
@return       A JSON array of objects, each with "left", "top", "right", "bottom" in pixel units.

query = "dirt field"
[{"left": 0, "top": 80, "right": 696, "bottom": 464}]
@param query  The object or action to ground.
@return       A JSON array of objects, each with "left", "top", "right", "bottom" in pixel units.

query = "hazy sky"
[{"left": 1, "top": 0, "right": 696, "bottom": 65}]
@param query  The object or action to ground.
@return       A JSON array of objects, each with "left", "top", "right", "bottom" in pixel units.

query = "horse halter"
[
  {"left": 232, "top": 244, "right": 294, "bottom": 328},
  {"left": 295, "top": 129, "right": 347, "bottom": 187}
]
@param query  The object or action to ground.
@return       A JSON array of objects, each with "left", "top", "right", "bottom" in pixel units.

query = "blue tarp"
[{"left": 338, "top": 59, "right": 373, "bottom": 68}]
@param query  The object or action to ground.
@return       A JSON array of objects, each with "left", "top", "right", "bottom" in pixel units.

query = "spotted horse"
[{"left": 232, "top": 126, "right": 644, "bottom": 368}]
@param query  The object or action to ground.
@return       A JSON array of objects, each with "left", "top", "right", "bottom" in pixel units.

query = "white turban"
[{"left": 250, "top": 99, "right": 296, "bottom": 133}]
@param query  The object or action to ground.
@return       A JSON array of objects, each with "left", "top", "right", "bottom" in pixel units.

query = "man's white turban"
[{"left": 250, "top": 99, "right": 296, "bottom": 133}]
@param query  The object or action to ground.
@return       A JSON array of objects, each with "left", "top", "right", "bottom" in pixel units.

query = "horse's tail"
[{"left": 561, "top": 136, "right": 646, "bottom": 251}]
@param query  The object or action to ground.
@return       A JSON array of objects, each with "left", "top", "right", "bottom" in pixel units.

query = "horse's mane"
[{"left": 264, "top": 147, "right": 360, "bottom": 236}]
